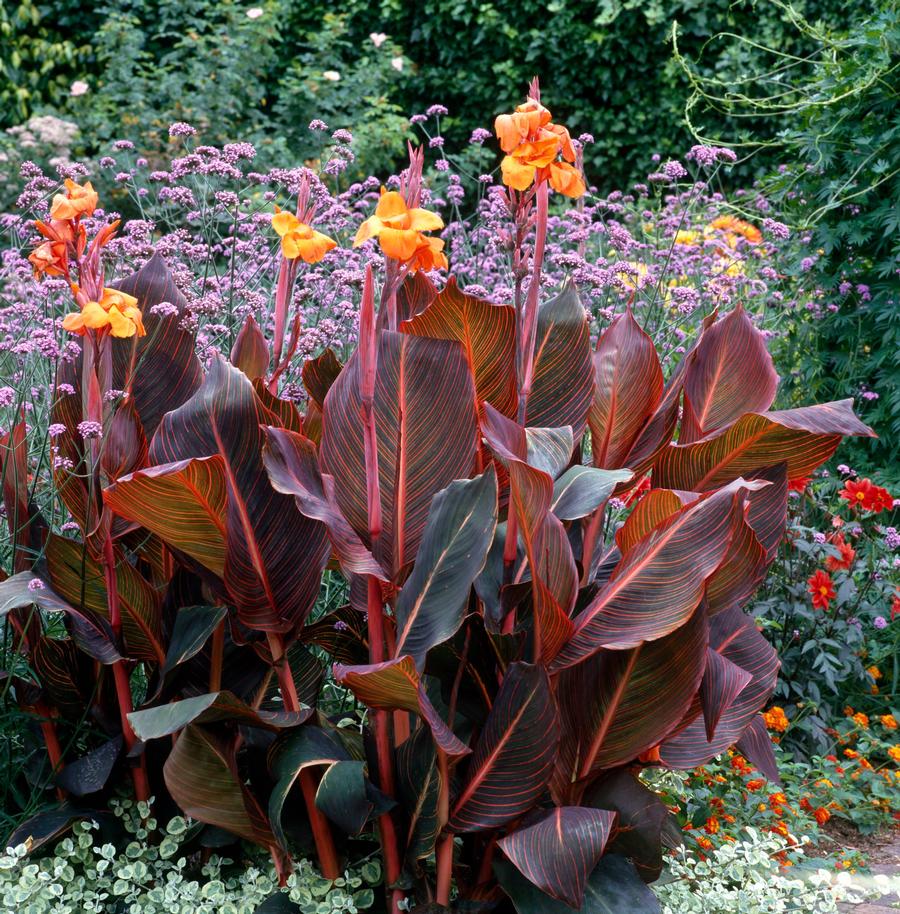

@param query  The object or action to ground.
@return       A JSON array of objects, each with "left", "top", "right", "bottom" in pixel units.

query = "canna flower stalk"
[
  {"left": 268, "top": 174, "right": 337, "bottom": 393},
  {"left": 358, "top": 264, "right": 405, "bottom": 914},
  {"left": 353, "top": 144, "right": 446, "bottom": 330},
  {"left": 33, "top": 179, "right": 151, "bottom": 804}
]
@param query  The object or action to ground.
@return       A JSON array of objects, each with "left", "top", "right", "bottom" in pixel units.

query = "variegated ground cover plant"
[{"left": 0, "top": 84, "right": 877, "bottom": 913}]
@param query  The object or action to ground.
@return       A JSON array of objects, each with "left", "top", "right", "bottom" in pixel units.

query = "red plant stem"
[
  {"left": 580, "top": 500, "right": 607, "bottom": 586},
  {"left": 102, "top": 535, "right": 150, "bottom": 804},
  {"left": 267, "top": 631, "right": 340, "bottom": 881},
  {"left": 209, "top": 617, "right": 225, "bottom": 693},
  {"left": 435, "top": 747, "right": 453, "bottom": 906},
  {"left": 475, "top": 834, "right": 499, "bottom": 887}
]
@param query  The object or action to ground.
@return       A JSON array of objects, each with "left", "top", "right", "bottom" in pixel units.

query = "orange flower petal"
[
  {"left": 549, "top": 161, "right": 586, "bottom": 198},
  {"left": 374, "top": 190, "right": 410, "bottom": 222},
  {"left": 407, "top": 208, "right": 444, "bottom": 232},
  {"left": 500, "top": 156, "right": 536, "bottom": 191},
  {"left": 272, "top": 210, "right": 300, "bottom": 237},
  {"left": 80, "top": 301, "right": 111, "bottom": 330},
  {"left": 353, "top": 215, "right": 384, "bottom": 248},
  {"left": 378, "top": 227, "right": 422, "bottom": 262}
]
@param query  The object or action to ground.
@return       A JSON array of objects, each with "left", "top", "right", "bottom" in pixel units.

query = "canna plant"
[{"left": 0, "top": 83, "right": 876, "bottom": 914}]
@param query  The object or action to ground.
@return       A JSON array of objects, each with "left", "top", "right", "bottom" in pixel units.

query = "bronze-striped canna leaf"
[
  {"left": 401, "top": 277, "right": 518, "bottom": 418},
  {"left": 552, "top": 603, "right": 708, "bottom": 793},
  {"left": 333, "top": 656, "right": 469, "bottom": 757},
  {"left": 149, "top": 355, "right": 330, "bottom": 633},
  {"left": 654, "top": 400, "right": 875, "bottom": 491},
  {"left": 113, "top": 252, "right": 204, "bottom": 439},
  {"left": 448, "top": 662, "right": 559, "bottom": 833},
  {"left": 393, "top": 468, "right": 498, "bottom": 669},
  {"left": 128, "top": 691, "right": 308, "bottom": 741},
  {"left": 551, "top": 466, "right": 634, "bottom": 521},
  {"left": 45, "top": 533, "right": 163, "bottom": 663},
  {"left": 262, "top": 426, "right": 386, "bottom": 580},
  {"left": 396, "top": 727, "right": 442, "bottom": 862},
  {"left": 589, "top": 308, "right": 663, "bottom": 469},
  {"left": 680, "top": 305, "right": 778, "bottom": 444},
  {"left": 583, "top": 768, "right": 674, "bottom": 882},
  {"left": 104, "top": 456, "right": 227, "bottom": 578},
  {"left": 230, "top": 314, "right": 270, "bottom": 379},
  {"left": 300, "top": 349, "right": 342, "bottom": 445},
  {"left": 320, "top": 330, "right": 478, "bottom": 577},
  {"left": 0, "top": 571, "right": 121, "bottom": 663},
  {"left": 100, "top": 398, "right": 148, "bottom": 481},
  {"left": 267, "top": 726, "right": 351, "bottom": 851},
  {"left": 495, "top": 852, "right": 661, "bottom": 914},
  {"left": 699, "top": 648, "right": 753, "bottom": 741},
  {"left": 735, "top": 714, "right": 781, "bottom": 783},
  {"left": 164, "top": 724, "right": 276, "bottom": 849},
  {"left": 614, "top": 489, "right": 687, "bottom": 556},
  {"left": 381, "top": 269, "right": 437, "bottom": 328},
  {"left": 32, "top": 636, "right": 93, "bottom": 715},
  {"left": 498, "top": 807, "right": 616, "bottom": 908},
  {"left": 658, "top": 605, "right": 779, "bottom": 769},
  {"left": 525, "top": 284, "right": 594, "bottom": 436},
  {"left": 551, "top": 480, "right": 758, "bottom": 667},
  {"left": 507, "top": 460, "right": 575, "bottom": 663}
]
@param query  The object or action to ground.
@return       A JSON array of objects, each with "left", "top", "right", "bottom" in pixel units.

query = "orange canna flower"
[
  {"left": 63, "top": 287, "right": 145, "bottom": 339},
  {"left": 353, "top": 189, "right": 445, "bottom": 268},
  {"left": 50, "top": 179, "right": 99, "bottom": 221},
  {"left": 407, "top": 235, "right": 448, "bottom": 273},
  {"left": 495, "top": 94, "right": 586, "bottom": 198},
  {"left": 29, "top": 240, "right": 68, "bottom": 277},
  {"left": 272, "top": 208, "right": 337, "bottom": 263}
]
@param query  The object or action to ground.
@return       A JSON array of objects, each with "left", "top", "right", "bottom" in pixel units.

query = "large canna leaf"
[
  {"left": 497, "top": 807, "right": 616, "bottom": 908},
  {"left": 552, "top": 603, "right": 708, "bottom": 792},
  {"left": 551, "top": 466, "right": 634, "bottom": 521},
  {"left": 261, "top": 426, "right": 386, "bottom": 580},
  {"left": 101, "top": 398, "right": 148, "bottom": 481},
  {"left": 401, "top": 277, "right": 518, "bottom": 417},
  {"left": 300, "top": 348, "right": 342, "bottom": 445},
  {"left": 589, "top": 308, "right": 663, "bottom": 469},
  {"left": 231, "top": 314, "right": 270, "bottom": 379},
  {"left": 104, "top": 456, "right": 227, "bottom": 578},
  {"left": 680, "top": 305, "right": 778, "bottom": 444},
  {"left": 614, "top": 489, "right": 687, "bottom": 556},
  {"left": 654, "top": 400, "right": 875, "bottom": 491},
  {"left": 495, "top": 852, "right": 660, "bottom": 914},
  {"left": 735, "top": 715, "right": 780, "bottom": 784},
  {"left": 584, "top": 768, "right": 674, "bottom": 882},
  {"left": 1, "top": 418, "right": 32, "bottom": 571},
  {"left": 699, "top": 649, "right": 752, "bottom": 742},
  {"left": 394, "top": 468, "right": 498, "bottom": 669},
  {"left": 267, "top": 726, "right": 350, "bottom": 851},
  {"left": 0, "top": 571, "right": 120, "bottom": 663},
  {"left": 164, "top": 724, "right": 276, "bottom": 849},
  {"left": 396, "top": 727, "right": 442, "bottom": 861},
  {"left": 128, "top": 691, "right": 308, "bottom": 741},
  {"left": 150, "top": 355, "right": 330, "bottom": 633},
  {"left": 45, "top": 534, "right": 163, "bottom": 663},
  {"left": 320, "top": 330, "right": 478, "bottom": 577},
  {"left": 551, "top": 481, "right": 757, "bottom": 667},
  {"left": 113, "top": 252, "right": 204, "bottom": 439},
  {"left": 333, "top": 656, "right": 469, "bottom": 757},
  {"left": 448, "top": 662, "right": 559, "bottom": 833},
  {"left": 161, "top": 605, "right": 228, "bottom": 676},
  {"left": 658, "top": 605, "right": 779, "bottom": 769},
  {"left": 507, "top": 460, "right": 576, "bottom": 663},
  {"left": 525, "top": 284, "right": 594, "bottom": 436}
]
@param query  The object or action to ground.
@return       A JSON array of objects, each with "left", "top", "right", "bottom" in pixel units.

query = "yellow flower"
[
  {"left": 708, "top": 215, "right": 762, "bottom": 245},
  {"left": 50, "top": 179, "right": 99, "bottom": 221},
  {"left": 272, "top": 208, "right": 337, "bottom": 263},
  {"left": 62, "top": 287, "right": 145, "bottom": 338},
  {"left": 673, "top": 230, "right": 699, "bottom": 245},
  {"left": 353, "top": 189, "right": 445, "bottom": 268}
]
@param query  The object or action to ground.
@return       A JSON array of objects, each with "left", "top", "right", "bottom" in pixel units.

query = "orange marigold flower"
[
  {"left": 807, "top": 569, "right": 835, "bottom": 610},
  {"left": 825, "top": 533, "right": 856, "bottom": 572},
  {"left": 696, "top": 836, "right": 713, "bottom": 850},
  {"left": 62, "top": 287, "right": 145, "bottom": 339},
  {"left": 843, "top": 748, "right": 859, "bottom": 759},
  {"left": 353, "top": 189, "right": 445, "bottom": 268},
  {"left": 763, "top": 706, "right": 789, "bottom": 732},
  {"left": 813, "top": 807, "right": 831, "bottom": 825},
  {"left": 868, "top": 666, "right": 882, "bottom": 680},
  {"left": 768, "top": 792, "right": 788, "bottom": 808},
  {"left": 852, "top": 712, "right": 869, "bottom": 729},
  {"left": 880, "top": 714, "right": 897, "bottom": 730},
  {"left": 272, "top": 208, "right": 336, "bottom": 263},
  {"left": 50, "top": 179, "right": 98, "bottom": 221},
  {"left": 746, "top": 779, "right": 765, "bottom": 792},
  {"left": 859, "top": 757, "right": 873, "bottom": 770},
  {"left": 704, "top": 816, "right": 720, "bottom": 835}
]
